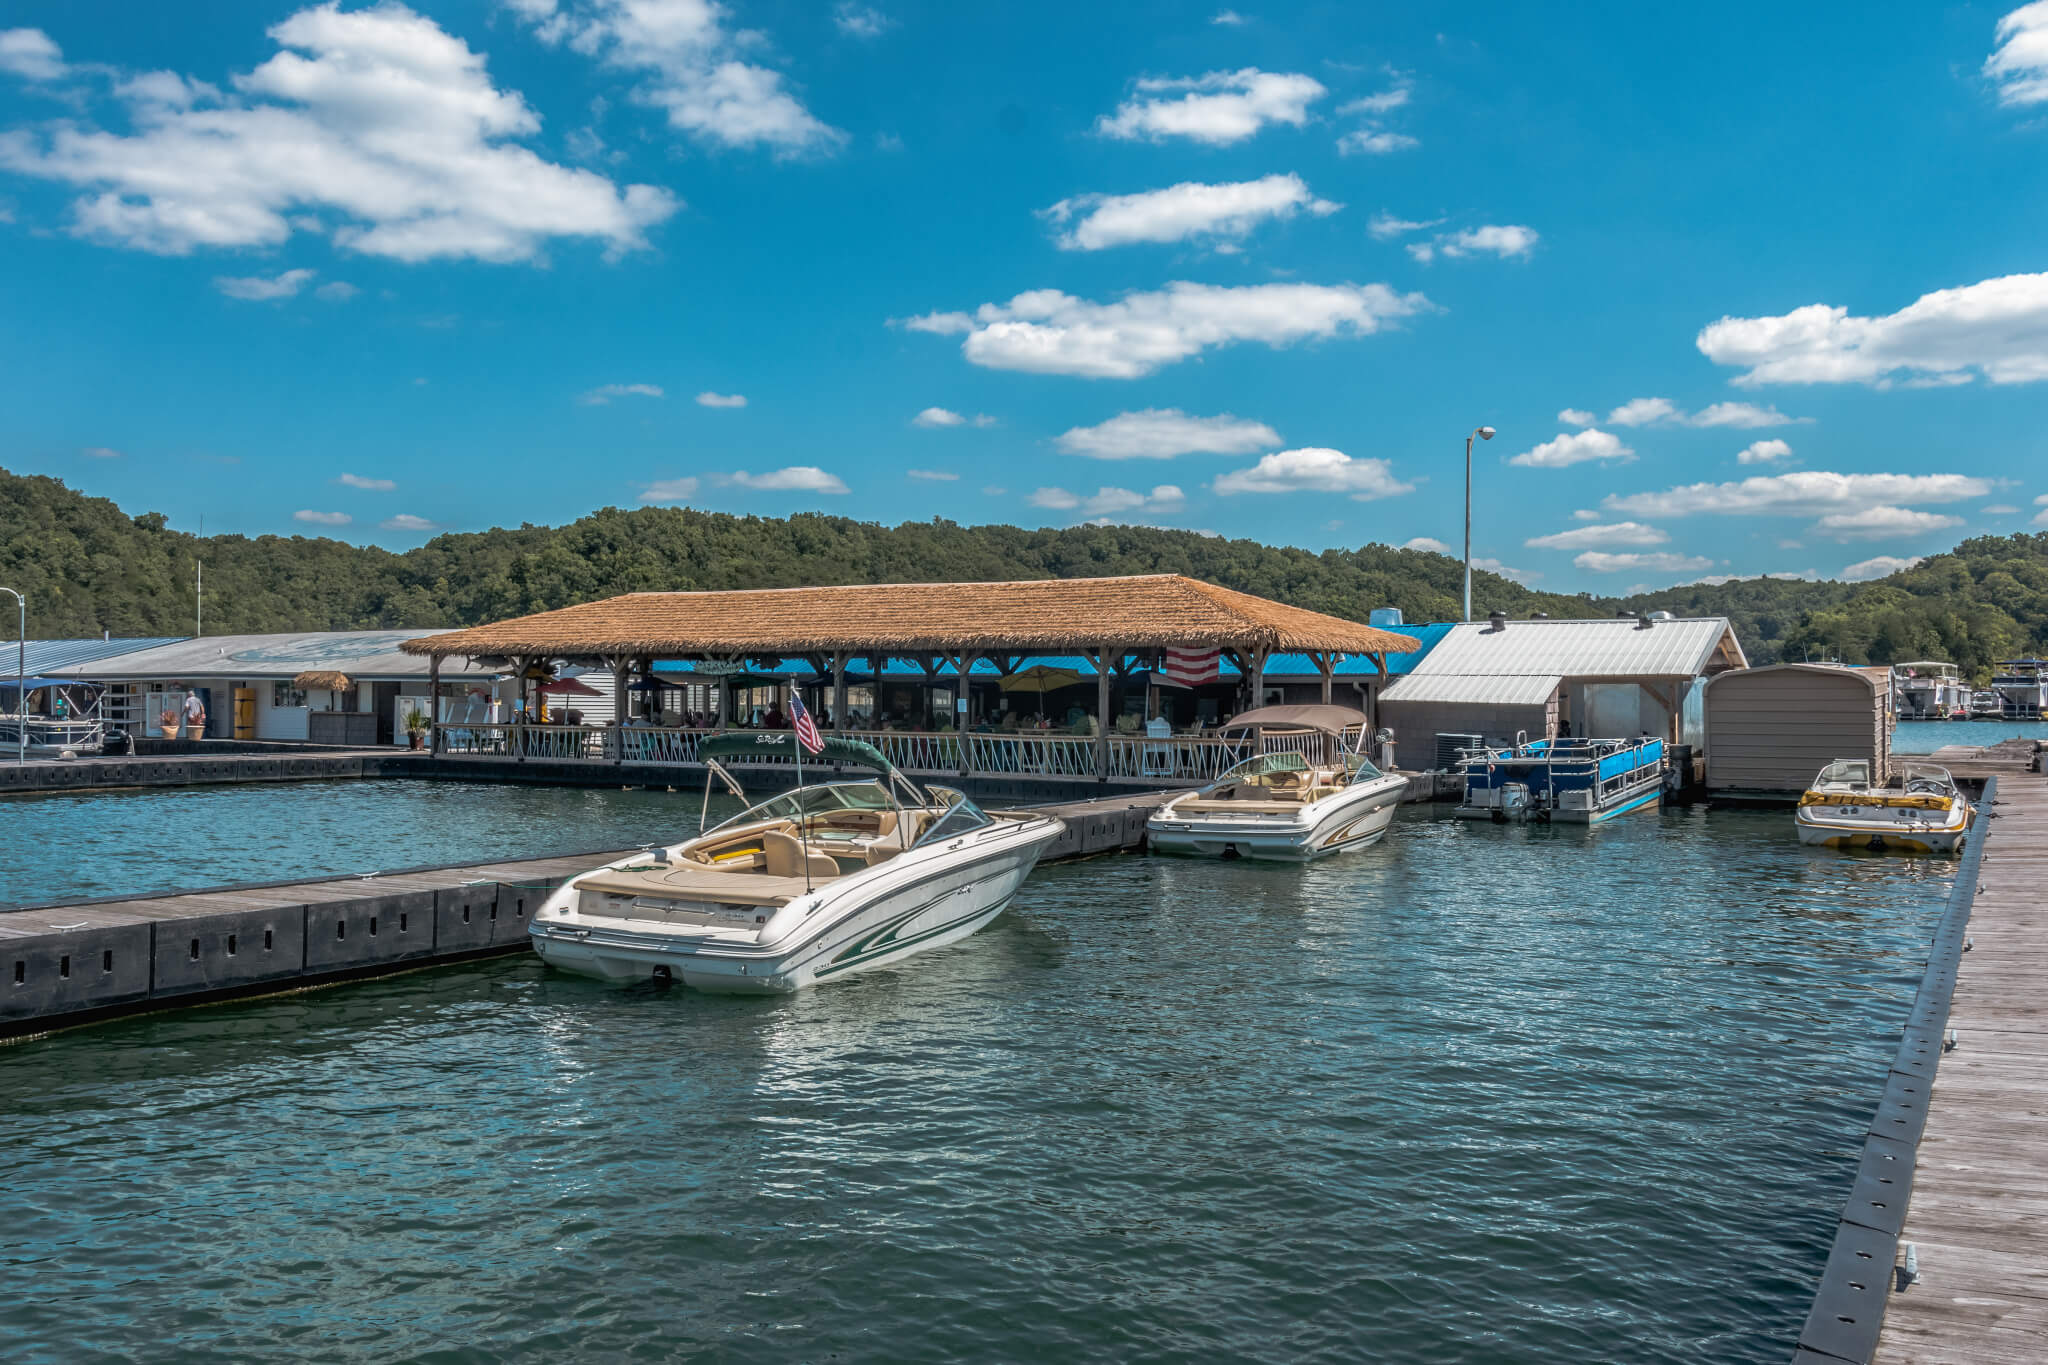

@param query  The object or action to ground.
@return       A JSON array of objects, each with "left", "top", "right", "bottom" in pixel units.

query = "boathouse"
[
  {"left": 1702, "top": 662, "right": 1894, "bottom": 795},
  {"left": 1376, "top": 614, "right": 1747, "bottom": 762}
]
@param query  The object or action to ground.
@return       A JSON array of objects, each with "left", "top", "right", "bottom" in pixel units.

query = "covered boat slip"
[
  {"left": 1703, "top": 663, "right": 1893, "bottom": 797},
  {"left": 401, "top": 575, "right": 1421, "bottom": 787}
]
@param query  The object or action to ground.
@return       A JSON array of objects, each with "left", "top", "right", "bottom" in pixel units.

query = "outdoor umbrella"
[
  {"left": 996, "top": 665, "right": 1085, "bottom": 719},
  {"left": 537, "top": 677, "right": 602, "bottom": 697}
]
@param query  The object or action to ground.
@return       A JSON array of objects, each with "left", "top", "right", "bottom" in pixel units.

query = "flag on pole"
[
  {"left": 1162, "top": 646, "right": 1219, "bottom": 688},
  {"left": 788, "top": 690, "right": 825, "bottom": 755}
]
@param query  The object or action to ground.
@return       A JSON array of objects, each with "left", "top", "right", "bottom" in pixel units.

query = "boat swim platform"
[
  {"left": 1792, "top": 765, "right": 2048, "bottom": 1363},
  {"left": 0, "top": 790, "right": 1172, "bottom": 1040}
]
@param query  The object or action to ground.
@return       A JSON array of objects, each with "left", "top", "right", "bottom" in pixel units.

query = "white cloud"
[
  {"left": 0, "top": 5, "right": 677, "bottom": 261},
  {"left": 1689, "top": 570, "right": 1821, "bottom": 586},
  {"left": 1987, "top": 2, "right": 2048, "bottom": 106},
  {"left": 638, "top": 476, "right": 699, "bottom": 503},
  {"left": 1337, "top": 129, "right": 1417, "bottom": 155},
  {"left": 336, "top": 473, "right": 395, "bottom": 491},
  {"left": 1602, "top": 396, "right": 1808, "bottom": 428},
  {"left": 1471, "top": 557, "right": 1538, "bottom": 583},
  {"left": 1211, "top": 9, "right": 1247, "bottom": 25},
  {"left": 1055, "top": 408, "right": 1280, "bottom": 459},
  {"left": 1605, "top": 472, "right": 1992, "bottom": 519},
  {"left": 912, "top": 406, "right": 994, "bottom": 429},
  {"left": 1211, "top": 447, "right": 1413, "bottom": 500},
  {"left": 833, "top": 4, "right": 893, "bottom": 39},
  {"left": 1403, "top": 536, "right": 1449, "bottom": 553},
  {"left": 1557, "top": 408, "right": 1596, "bottom": 426},
  {"left": 314, "top": 280, "right": 359, "bottom": 302},
  {"left": 904, "top": 280, "right": 1431, "bottom": 380},
  {"left": 1813, "top": 506, "right": 1966, "bottom": 540},
  {"left": 293, "top": 509, "right": 350, "bottom": 526},
  {"left": 513, "top": 0, "right": 844, "bottom": 156},
  {"left": 1438, "top": 224, "right": 1538, "bottom": 259},
  {"left": 1339, "top": 88, "right": 1410, "bottom": 116},
  {"left": 1043, "top": 173, "right": 1338, "bottom": 251},
  {"left": 0, "top": 27, "right": 65, "bottom": 81},
  {"left": 906, "top": 469, "right": 958, "bottom": 482},
  {"left": 1405, "top": 242, "right": 1434, "bottom": 264},
  {"left": 727, "top": 466, "right": 849, "bottom": 494},
  {"left": 1031, "top": 484, "right": 1186, "bottom": 519},
  {"left": 80, "top": 445, "right": 122, "bottom": 458},
  {"left": 214, "top": 268, "right": 317, "bottom": 301},
  {"left": 695, "top": 391, "right": 746, "bottom": 408},
  {"left": 381, "top": 513, "right": 440, "bottom": 531},
  {"left": 1572, "top": 509, "right": 1600, "bottom": 520},
  {"left": 1508, "top": 429, "right": 1635, "bottom": 469},
  {"left": 1737, "top": 438, "right": 1792, "bottom": 464},
  {"left": 1697, "top": 272, "right": 2048, "bottom": 387},
  {"left": 1607, "top": 396, "right": 1679, "bottom": 427},
  {"left": 1983, "top": 504, "right": 2022, "bottom": 515},
  {"left": 580, "top": 382, "right": 664, "bottom": 405},
  {"left": 1524, "top": 521, "right": 1669, "bottom": 550},
  {"left": 1097, "top": 69, "right": 1326, "bottom": 145},
  {"left": 1574, "top": 551, "right": 1715, "bottom": 574},
  {"left": 1841, "top": 555, "right": 1924, "bottom": 582},
  {"left": 1368, "top": 211, "right": 1442, "bottom": 240}
]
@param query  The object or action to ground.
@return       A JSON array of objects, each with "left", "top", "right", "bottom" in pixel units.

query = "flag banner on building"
[
  {"left": 1163, "top": 646, "right": 1219, "bottom": 688},
  {"left": 788, "top": 690, "right": 825, "bottom": 755}
]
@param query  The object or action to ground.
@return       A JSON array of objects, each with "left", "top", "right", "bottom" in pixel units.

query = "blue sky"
[{"left": 3, "top": 1, "right": 2047, "bottom": 593}]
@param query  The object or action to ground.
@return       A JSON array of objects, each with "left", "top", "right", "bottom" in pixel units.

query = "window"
[{"left": 272, "top": 682, "right": 307, "bottom": 708}]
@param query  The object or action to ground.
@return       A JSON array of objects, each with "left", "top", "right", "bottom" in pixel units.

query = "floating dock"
[{"left": 0, "top": 790, "right": 1169, "bottom": 1038}]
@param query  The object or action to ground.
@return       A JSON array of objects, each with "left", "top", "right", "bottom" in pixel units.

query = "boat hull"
[
  {"left": 1147, "top": 777, "right": 1406, "bottom": 862},
  {"left": 1794, "top": 807, "right": 1971, "bottom": 855},
  {"left": 531, "top": 817, "right": 1063, "bottom": 992}
]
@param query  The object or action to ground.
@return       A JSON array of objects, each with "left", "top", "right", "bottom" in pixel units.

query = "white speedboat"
[
  {"left": 1147, "top": 705, "right": 1409, "bottom": 861},
  {"left": 530, "top": 733, "right": 1064, "bottom": 992},
  {"left": 1794, "top": 759, "right": 1974, "bottom": 855}
]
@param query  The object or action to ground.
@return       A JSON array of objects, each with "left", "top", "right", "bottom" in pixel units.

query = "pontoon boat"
[
  {"left": 1456, "top": 735, "right": 1665, "bottom": 824},
  {"left": 1794, "top": 759, "right": 1973, "bottom": 855}
]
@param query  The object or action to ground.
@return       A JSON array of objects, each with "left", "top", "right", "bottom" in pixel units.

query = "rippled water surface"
[
  {"left": 0, "top": 798, "right": 1949, "bottom": 1362},
  {"left": 1891, "top": 718, "right": 2048, "bottom": 753}
]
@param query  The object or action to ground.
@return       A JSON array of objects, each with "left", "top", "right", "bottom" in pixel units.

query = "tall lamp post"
[
  {"left": 1463, "top": 426, "right": 1496, "bottom": 622},
  {"left": 1, "top": 587, "right": 23, "bottom": 765}
]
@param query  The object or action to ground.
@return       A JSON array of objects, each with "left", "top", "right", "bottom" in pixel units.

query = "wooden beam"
[
  {"left": 1095, "top": 646, "right": 1113, "bottom": 780},
  {"left": 428, "top": 652, "right": 441, "bottom": 755},
  {"left": 832, "top": 650, "right": 848, "bottom": 733}
]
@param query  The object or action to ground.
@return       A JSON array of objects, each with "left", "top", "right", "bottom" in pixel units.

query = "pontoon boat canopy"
[{"left": 1217, "top": 704, "right": 1369, "bottom": 734}]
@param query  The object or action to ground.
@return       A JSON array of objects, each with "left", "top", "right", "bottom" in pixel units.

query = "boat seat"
[
  {"left": 864, "top": 843, "right": 903, "bottom": 866},
  {"left": 1176, "top": 797, "right": 1310, "bottom": 814},
  {"left": 575, "top": 863, "right": 813, "bottom": 906},
  {"left": 764, "top": 830, "right": 838, "bottom": 881}
]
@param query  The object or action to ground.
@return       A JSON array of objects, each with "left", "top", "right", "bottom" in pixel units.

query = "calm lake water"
[
  {"left": 1891, "top": 718, "right": 2048, "bottom": 754},
  {"left": 0, "top": 781, "right": 1949, "bottom": 1362}
]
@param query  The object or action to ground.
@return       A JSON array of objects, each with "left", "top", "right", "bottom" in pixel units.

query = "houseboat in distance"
[
  {"left": 1991, "top": 659, "right": 2048, "bottom": 719},
  {"left": 1892, "top": 661, "right": 1966, "bottom": 721},
  {"left": 1455, "top": 735, "right": 1666, "bottom": 825}
]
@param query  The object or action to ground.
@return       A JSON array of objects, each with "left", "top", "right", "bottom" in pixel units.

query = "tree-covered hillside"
[{"left": 8, "top": 466, "right": 2048, "bottom": 675}]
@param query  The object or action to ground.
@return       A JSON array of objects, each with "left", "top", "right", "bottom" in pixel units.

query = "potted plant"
[
  {"left": 159, "top": 706, "right": 181, "bottom": 741},
  {"left": 402, "top": 702, "right": 431, "bottom": 750}
]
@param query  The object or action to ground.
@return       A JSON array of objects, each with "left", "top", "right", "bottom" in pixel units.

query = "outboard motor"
[{"left": 1498, "top": 783, "right": 1532, "bottom": 822}]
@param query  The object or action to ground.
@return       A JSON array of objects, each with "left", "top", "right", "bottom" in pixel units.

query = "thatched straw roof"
[
  {"left": 293, "top": 669, "right": 351, "bottom": 690},
  {"left": 401, "top": 574, "right": 1419, "bottom": 660}
]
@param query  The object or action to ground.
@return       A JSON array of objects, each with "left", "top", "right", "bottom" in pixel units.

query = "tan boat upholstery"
[
  {"left": 764, "top": 830, "right": 839, "bottom": 880},
  {"left": 574, "top": 863, "right": 814, "bottom": 906},
  {"left": 1175, "top": 798, "right": 1311, "bottom": 814}
]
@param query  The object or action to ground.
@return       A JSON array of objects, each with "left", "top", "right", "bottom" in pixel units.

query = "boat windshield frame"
[
  {"left": 1898, "top": 762, "right": 1959, "bottom": 793},
  {"left": 704, "top": 778, "right": 901, "bottom": 836},
  {"left": 1815, "top": 759, "right": 1873, "bottom": 788},
  {"left": 911, "top": 785, "right": 995, "bottom": 847}
]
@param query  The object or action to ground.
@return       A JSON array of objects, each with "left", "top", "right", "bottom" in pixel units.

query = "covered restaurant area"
[{"left": 399, "top": 574, "right": 1421, "bottom": 786}]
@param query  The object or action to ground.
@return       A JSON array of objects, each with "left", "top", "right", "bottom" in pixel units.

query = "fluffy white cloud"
[
  {"left": 1689, "top": 570, "right": 1821, "bottom": 586},
  {"left": 1987, "top": 2, "right": 2048, "bottom": 105},
  {"left": 580, "top": 382, "right": 664, "bottom": 405},
  {"left": 80, "top": 445, "right": 122, "bottom": 458},
  {"left": 833, "top": 4, "right": 892, "bottom": 39},
  {"left": 727, "top": 466, "right": 849, "bottom": 494},
  {"left": 1604, "top": 472, "right": 1992, "bottom": 519},
  {"left": 1211, "top": 447, "right": 1413, "bottom": 500},
  {"left": 1368, "top": 211, "right": 1442, "bottom": 241},
  {"left": 1339, "top": 88, "right": 1410, "bottom": 116},
  {"left": 638, "top": 476, "right": 700, "bottom": 503},
  {"left": 1524, "top": 521, "right": 1668, "bottom": 550},
  {"left": 1508, "top": 429, "right": 1635, "bottom": 469},
  {"left": 1211, "top": 9, "right": 1247, "bottom": 25},
  {"left": 1697, "top": 272, "right": 2048, "bottom": 387},
  {"left": 214, "top": 268, "right": 317, "bottom": 301},
  {"left": 1030, "top": 484, "right": 1186, "bottom": 518},
  {"left": 1840, "top": 555, "right": 1924, "bottom": 582},
  {"left": 1737, "top": 438, "right": 1792, "bottom": 464},
  {"left": 0, "top": 6, "right": 677, "bottom": 261},
  {"left": 2035, "top": 493, "right": 2048, "bottom": 527},
  {"left": 904, "top": 280, "right": 1431, "bottom": 380},
  {"left": 513, "top": 0, "right": 844, "bottom": 155},
  {"left": 1438, "top": 224, "right": 1538, "bottom": 259},
  {"left": 695, "top": 391, "right": 746, "bottom": 407},
  {"left": 1557, "top": 408, "right": 1596, "bottom": 426},
  {"left": 1471, "top": 557, "right": 1538, "bottom": 583},
  {"left": 1337, "top": 129, "right": 1417, "bottom": 155},
  {"left": 906, "top": 469, "right": 958, "bottom": 482},
  {"left": 1574, "top": 551, "right": 1715, "bottom": 574},
  {"left": 1055, "top": 408, "right": 1280, "bottom": 459},
  {"left": 1814, "top": 506, "right": 1966, "bottom": 540},
  {"left": 912, "top": 406, "right": 994, "bottom": 428},
  {"left": 1599, "top": 396, "right": 1808, "bottom": 428},
  {"left": 337, "top": 473, "right": 395, "bottom": 491},
  {"left": 0, "top": 28, "right": 66, "bottom": 81},
  {"left": 293, "top": 509, "right": 350, "bottom": 526},
  {"left": 1607, "top": 396, "right": 1678, "bottom": 427},
  {"left": 314, "top": 280, "right": 358, "bottom": 301},
  {"left": 1097, "top": 69, "right": 1326, "bottom": 145},
  {"left": 1403, "top": 536, "right": 1450, "bottom": 553},
  {"left": 1572, "top": 509, "right": 1600, "bottom": 520},
  {"left": 1043, "top": 174, "right": 1338, "bottom": 251},
  {"left": 381, "top": 513, "right": 440, "bottom": 531},
  {"left": 1983, "top": 504, "right": 2022, "bottom": 515}
]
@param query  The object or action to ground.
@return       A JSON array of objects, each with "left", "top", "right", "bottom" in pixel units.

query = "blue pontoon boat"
[{"left": 1455, "top": 736, "right": 1665, "bottom": 825}]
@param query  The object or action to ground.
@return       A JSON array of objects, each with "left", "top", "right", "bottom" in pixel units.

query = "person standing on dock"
[{"left": 182, "top": 690, "right": 206, "bottom": 741}]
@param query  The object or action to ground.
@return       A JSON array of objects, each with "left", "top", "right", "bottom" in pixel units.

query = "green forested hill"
[{"left": 7, "top": 466, "right": 2048, "bottom": 675}]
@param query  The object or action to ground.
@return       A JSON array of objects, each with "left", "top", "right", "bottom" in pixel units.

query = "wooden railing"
[{"left": 432, "top": 723, "right": 1245, "bottom": 784}]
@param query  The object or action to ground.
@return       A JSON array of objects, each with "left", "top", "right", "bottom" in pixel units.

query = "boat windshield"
[
  {"left": 711, "top": 780, "right": 897, "bottom": 832},
  {"left": 1899, "top": 763, "right": 1957, "bottom": 794},
  {"left": 1816, "top": 759, "right": 1872, "bottom": 787},
  {"left": 1214, "top": 752, "right": 1311, "bottom": 787},
  {"left": 1341, "top": 751, "right": 1384, "bottom": 782},
  {"left": 913, "top": 786, "right": 993, "bottom": 846}
]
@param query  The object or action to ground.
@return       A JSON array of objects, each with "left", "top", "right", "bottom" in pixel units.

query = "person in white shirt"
[{"left": 182, "top": 690, "right": 206, "bottom": 740}]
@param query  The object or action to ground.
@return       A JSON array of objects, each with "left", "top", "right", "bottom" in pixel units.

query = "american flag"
[
  {"left": 788, "top": 690, "right": 825, "bottom": 755},
  {"left": 1162, "top": 645, "right": 1219, "bottom": 688}
]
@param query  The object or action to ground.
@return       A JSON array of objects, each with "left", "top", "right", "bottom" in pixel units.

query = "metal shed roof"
[
  {"left": 1379, "top": 616, "right": 1745, "bottom": 704},
  {"left": 7, "top": 638, "right": 188, "bottom": 674},
  {"left": 1379, "top": 673, "right": 1563, "bottom": 706},
  {"left": 40, "top": 630, "right": 498, "bottom": 682}
]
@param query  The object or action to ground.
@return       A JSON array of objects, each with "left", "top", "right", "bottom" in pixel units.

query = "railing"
[{"left": 432, "top": 723, "right": 1244, "bottom": 784}]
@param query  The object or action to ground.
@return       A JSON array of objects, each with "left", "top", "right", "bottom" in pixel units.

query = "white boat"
[
  {"left": 1147, "top": 705, "right": 1409, "bottom": 861},
  {"left": 1991, "top": 659, "right": 2048, "bottom": 718},
  {"left": 1893, "top": 661, "right": 1965, "bottom": 721},
  {"left": 1970, "top": 689, "right": 2003, "bottom": 718},
  {"left": 529, "top": 733, "right": 1064, "bottom": 992},
  {"left": 1794, "top": 759, "right": 1974, "bottom": 855}
]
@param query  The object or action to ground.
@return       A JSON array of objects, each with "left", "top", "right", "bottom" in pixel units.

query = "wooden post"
[
  {"left": 613, "top": 657, "right": 628, "bottom": 763},
  {"left": 428, "top": 653, "right": 441, "bottom": 755},
  {"left": 1095, "top": 645, "right": 1113, "bottom": 781},
  {"left": 832, "top": 651, "right": 848, "bottom": 732},
  {"left": 1316, "top": 651, "right": 1335, "bottom": 705},
  {"left": 1370, "top": 651, "right": 1387, "bottom": 733}
]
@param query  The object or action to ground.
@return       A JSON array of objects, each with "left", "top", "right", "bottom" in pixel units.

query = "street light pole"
[
  {"left": 1, "top": 587, "right": 23, "bottom": 765},
  {"left": 1463, "top": 426, "right": 1496, "bottom": 622}
]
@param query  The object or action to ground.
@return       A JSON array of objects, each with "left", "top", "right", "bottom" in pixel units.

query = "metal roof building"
[
  {"left": 7, "top": 638, "right": 188, "bottom": 675},
  {"left": 41, "top": 631, "right": 498, "bottom": 683}
]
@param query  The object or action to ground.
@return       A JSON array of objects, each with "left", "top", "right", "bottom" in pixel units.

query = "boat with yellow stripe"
[{"left": 1794, "top": 760, "right": 1974, "bottom": 855}]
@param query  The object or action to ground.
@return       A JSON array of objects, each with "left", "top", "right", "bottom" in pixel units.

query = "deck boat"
[
  {"left": 1991, "top": 660, "right": 2048, "bottom": 719},
  {"left": 1794, "top": 759, "right": 1973, "bottom": 855},
  {"left": 1456, "top": 735, "right": 1665, "bottom": 825},
  {"left": 529, "top": 733, "right": 1064, "bottom": 992},
  {"left": 1147, "top": 705, "right": 1408, "bottom": 860},
  {"left": 1893, "top": 661, "right": 1964, "bottom": 721},
  {"left": 1970, "top": 689, "right": 2003, "bottom": 718}
]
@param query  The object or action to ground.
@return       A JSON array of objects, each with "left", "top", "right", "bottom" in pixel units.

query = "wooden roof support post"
[
  {"left": 1315, "top": 651, "right": 1335, "bottom": 705},
  {"left": 1370, "top": 651, "right": 1387, "bottom": 733},
  {"left": 1094, "top": 645, "right": 1115, "bottom": 781},
  {"left": 612, "top": 656, "right": 628, "bottom": 763},
  {"left": 832, "top": 651, "right": 848, "bottom": 733},
  {"left": 428, "top": 652, "right": 441, "bottom": 756}
]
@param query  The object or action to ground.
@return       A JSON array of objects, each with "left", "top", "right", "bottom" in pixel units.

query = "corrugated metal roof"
[
  {"left": 1380, "top": 673, "right": 1564, "bottom": 706},
  {"left": 1389, "top": 617, "right": 1741, "bottom": 684},
  {"left": 40, "top": 630, "right": 497, "bottom": 681},
  {"left": 8, "top": 638, "right": 188, "bottom": 674}
]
